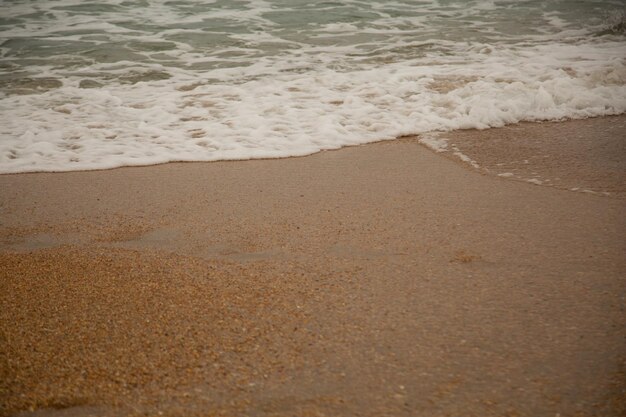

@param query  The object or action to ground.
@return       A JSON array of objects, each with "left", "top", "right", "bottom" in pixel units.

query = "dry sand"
[{"left": 1, "top": 117, "right": 625, "bottom": 417}]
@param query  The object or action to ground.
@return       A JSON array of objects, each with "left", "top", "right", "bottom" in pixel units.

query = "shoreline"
[
  {"left": 1, "top": 116, "right": 625, "bottom": 417},
  {"left": 2, "top": 113, "right": 624, "bottom": 179}
]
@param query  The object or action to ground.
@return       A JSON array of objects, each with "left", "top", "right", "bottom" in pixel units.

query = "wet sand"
[
  {"left": 432, "top": 114, "right": 626, "bottom": 197},
  {"left": 1, "top": 117, "right": 625, "bottom": 417}
]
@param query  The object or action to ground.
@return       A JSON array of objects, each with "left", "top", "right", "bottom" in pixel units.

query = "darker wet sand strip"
[
  {"left": 1, "top": 117, "right": 625, "bottom": 417},
  {"left": 430, "top": 114, "right": 626, "bottom": 197}
]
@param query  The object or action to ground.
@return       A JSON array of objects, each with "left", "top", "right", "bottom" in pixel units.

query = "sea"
[{"left": 0, "top": 0, "right": 625, "bottom": 173}]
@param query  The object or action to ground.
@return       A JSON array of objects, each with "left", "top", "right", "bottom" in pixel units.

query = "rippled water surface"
[{"left": 0, "top": 0, "right": 625, "bottom": 172}]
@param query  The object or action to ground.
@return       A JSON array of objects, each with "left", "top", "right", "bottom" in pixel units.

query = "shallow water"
[{"left": 0, "top": 0, "right": 625, "bottom": 173}]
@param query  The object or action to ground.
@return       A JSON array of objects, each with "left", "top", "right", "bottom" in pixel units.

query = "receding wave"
[{"left": 0, "top": 0, "right": 625, "bottom": 173}]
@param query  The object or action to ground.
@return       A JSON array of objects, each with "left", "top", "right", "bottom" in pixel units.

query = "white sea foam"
[
  {"left": 0, "top": 0, "right": 625, "bottom": 173},
  {"left": 418, "top": 133, "right": 448, "bottom": 153}
]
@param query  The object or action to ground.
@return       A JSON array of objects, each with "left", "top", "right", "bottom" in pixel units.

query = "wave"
[{"left": 1, "top": 0, "right": 625, "bottom": 173}]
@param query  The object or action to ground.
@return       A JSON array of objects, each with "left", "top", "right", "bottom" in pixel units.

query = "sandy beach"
[{"left": 1, "top": 117, "right": 625, "bottom": 417}]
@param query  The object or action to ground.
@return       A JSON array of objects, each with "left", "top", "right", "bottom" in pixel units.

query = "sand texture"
[{"left": 1, "top": 118, "right": 625, "bottom": 417}]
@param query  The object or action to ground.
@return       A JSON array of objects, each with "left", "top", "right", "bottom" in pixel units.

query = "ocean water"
[{"left": 0, "top": 0, "right": 625, "bottom": 173}]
